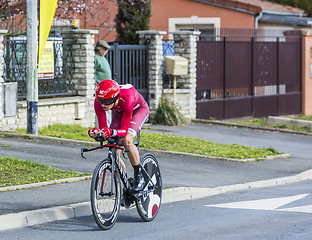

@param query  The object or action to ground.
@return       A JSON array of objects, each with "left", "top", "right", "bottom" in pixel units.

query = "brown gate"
[{"left": 196, "top": 31, "right": 302, "bottom": 120}]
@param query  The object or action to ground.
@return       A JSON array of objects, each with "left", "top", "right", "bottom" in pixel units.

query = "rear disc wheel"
[{"left": 135, "top": 153, "right": 162, "bottom": 221}]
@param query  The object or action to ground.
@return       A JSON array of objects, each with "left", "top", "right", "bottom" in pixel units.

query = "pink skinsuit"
[{"left": 94, "top": 84, "right": 149, "bottom": 137}]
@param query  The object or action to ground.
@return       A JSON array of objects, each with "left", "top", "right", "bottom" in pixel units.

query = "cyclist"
[{"left": 88, "top": 79, "right": 149, "bottom": 192}]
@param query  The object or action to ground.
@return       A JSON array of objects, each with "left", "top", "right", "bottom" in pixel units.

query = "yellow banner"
[
  {"left": 38, "top": 0, "right": 58, "bottom": 65},
  {"left": 38, "top": 41, "right": 54, "bottom": 79}
]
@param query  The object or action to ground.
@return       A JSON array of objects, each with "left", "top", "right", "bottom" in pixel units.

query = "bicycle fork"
[{"left": 109, "top": 148, "right": 131, "bottom": 195}]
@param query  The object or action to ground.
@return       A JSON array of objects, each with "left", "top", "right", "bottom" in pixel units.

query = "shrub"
[{"left": 153, "top": 95, "right": 186, "bottom": 126}]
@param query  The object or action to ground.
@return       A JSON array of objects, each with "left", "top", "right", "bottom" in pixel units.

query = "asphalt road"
[
  {"left": 1, "top": 180, "right": 311, "bottom": 240},
  {"left": 1, "top": 123, "right": 312, "bottom": 217}
]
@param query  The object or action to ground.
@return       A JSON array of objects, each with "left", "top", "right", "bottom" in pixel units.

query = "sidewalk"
[{"left": 1, "top": 122, "right": 312, "bottom": 231}]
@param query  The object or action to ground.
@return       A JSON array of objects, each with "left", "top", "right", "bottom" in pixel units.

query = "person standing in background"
[
  {"left": 94, "top": 40, "right": 112, "bottom": 125},
  {"left": 94, "top": 40, "right": 112, "bottom": 87}
]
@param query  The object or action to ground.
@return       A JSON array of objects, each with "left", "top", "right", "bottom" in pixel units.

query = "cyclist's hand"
[
  {"left": 88, "top": 127, "right": 99, "bottom": 138},
  {"left": 101, "top": 128, "right": 112, "bottom": 138},
  {"left": 101, "top": 128, "right": 117, "bottom": 138}
]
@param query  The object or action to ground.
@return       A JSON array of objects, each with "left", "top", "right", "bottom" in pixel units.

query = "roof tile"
[
  {"left": 237, "top": 0, "right": 304, "bottom": 13},
  {"left": 197, "top": 0, "right": 305, "bottom": 14}
]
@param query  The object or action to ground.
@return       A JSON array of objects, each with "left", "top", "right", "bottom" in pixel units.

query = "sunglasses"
[{"left": 97, "top": 96, "right": 117, "bottom": 105}]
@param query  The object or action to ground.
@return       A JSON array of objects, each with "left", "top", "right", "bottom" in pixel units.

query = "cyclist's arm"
[
  {"left": 111, "top": 86, "right": 136, "bottom": 137},
  {"left": 94, "top": 99, "right": 108, "bottom": 129}
]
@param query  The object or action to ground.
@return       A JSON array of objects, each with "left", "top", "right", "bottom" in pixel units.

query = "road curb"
[
  {"left": 1, "top": 168, "right": 312, "bottom": 231},
  {"left": 191, "top": 119, "right": 312, "bottom": 136},
  {"left": 0, "top": 132, "right": 98, "bottom": 146},
  {"left": 162, "top": 169, "right": 312, "bottom": 203},
  {"left": 0, "top": 176, "right": 92, "bottom": 192},
  {"left": 146, "top": 148, "right": 290, "bottom": 162}
]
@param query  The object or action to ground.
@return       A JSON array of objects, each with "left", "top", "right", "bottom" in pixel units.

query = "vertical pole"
[
  {"left": 26, "top": 0, "right": 38, "bottom": 134},
  {"left": 223, "top": 36, "right": 226, "bottom": 119},
  {"left": 251, "top": 37, "right": 254, "bottom": 97},
  {"left": 277, "top": 37, "right": 280, "bottom": 95},
  {"left": 115, "top": 43, "right": 120, "bottom": 83},
  {"left": 173, "top": 75, "right": 177, "bottom": 103},
  {"left": 251, "top": 36, "right": 254, "bottom": 117}
]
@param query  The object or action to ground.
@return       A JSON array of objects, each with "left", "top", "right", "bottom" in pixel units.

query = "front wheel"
[
  {"left": 135, "top": 153, "right": 162, "bottom": 221},
  {"left": 90, "top": 159, "right": 121, "bottom": 230}
]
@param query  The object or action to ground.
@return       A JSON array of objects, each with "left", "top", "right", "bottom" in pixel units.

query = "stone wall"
[
  {"left": 137, "top": 30, "right": 200, "bottom": 120},
  {"left": 137, "top": 31, "right": 166, "bottom": 116},
  {"left": 0, "top": 29, "right": 97, "bottom": 131},
  {"left": 0, "top": 29, "right": 200, "bottom": 131}
]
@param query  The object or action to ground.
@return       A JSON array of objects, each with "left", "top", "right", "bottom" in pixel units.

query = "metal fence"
[
  {"left": 106, "top": 43, "right": 149, "bottom": 101},
  {"left": 162, "top": 39, "right": 175, "bottom": 88},
  {"left": 196, "top": 28, "right": 302, "bottom": 119},
  {"left": 3, "top": 34, "right": 76, "bottom": 99}
]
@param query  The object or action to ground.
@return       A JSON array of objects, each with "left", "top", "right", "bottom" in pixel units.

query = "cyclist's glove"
[
  {"left": 101, "top": 128, "right": 117, "bottom": 138},
  {"left": 88, "top": 127, "right": 99, "bottom": 138}
]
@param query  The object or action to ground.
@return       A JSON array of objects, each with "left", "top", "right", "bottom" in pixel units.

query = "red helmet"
[{"left": 96, "top": 79, "right": 120, "bottom": 105}]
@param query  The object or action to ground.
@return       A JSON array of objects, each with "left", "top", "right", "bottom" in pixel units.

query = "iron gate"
[
  {"left": 3, "top": 35, "right": 76, "bottom": 99},
  {"left": 106, "top": 43, "right": 149, "bottom": 102},
  {"left": 196, "top": 32, "right": 302, "bottom": 120}
]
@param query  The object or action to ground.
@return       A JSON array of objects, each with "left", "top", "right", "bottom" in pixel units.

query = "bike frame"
[
  {"left": 107, "top": 144, "right": 131, "bottom": 193},
  {"left": 81, "top": 133, "right": 156, "bottom": 197}
]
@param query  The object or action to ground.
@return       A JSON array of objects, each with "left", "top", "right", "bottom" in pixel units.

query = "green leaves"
[
  {"left": 115, "top": 0, "right": 152, "bottom": 44},
  {"left": 153, "top": 95, "right": 187, "bottom": 126}
]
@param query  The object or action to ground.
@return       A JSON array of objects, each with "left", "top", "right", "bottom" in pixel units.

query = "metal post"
[
  {"left": 223, "top": 36, "right": 226, "bottom": 119},
  {"left": 26, "top": 0, "right": 38, "bottom": 134},
  {"left": 277, "top": 37, "right": 280, "bottom": 116},
  {"left": 251, "top": 36, "right": 254, "bottom": 117}
]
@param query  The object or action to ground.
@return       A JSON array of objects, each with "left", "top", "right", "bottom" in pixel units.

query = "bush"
[{"left": 153, "top": 95, "right": 186, "bottom": 126}]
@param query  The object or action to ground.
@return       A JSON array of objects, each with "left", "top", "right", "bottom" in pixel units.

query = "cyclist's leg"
[
  {"left": 116, "top": 149, "right": 127, "bottom": 174},
  {"left": 121, "top": 133, "right": 144, "bottom": 192},
  {"left": 121, "top": 104, "right": 149, "bottom": 166},
  {"left": 122, "top": 132, "right": 140, "bottom": 166},
  {"left": 125, "top": 106, "right": 149, "bottom": 191},
  {"left": 124, "top": 106, "right": 149, "bottom": 167}
]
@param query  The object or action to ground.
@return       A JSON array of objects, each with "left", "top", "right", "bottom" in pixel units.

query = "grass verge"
[
  {"left": 0, "top": 156, "right": 87, "bottom": 188},
  {"left": 12, "top": 123, "right": 282, "bottom": 160},
  {"left": 224, "top": 116, "right": 312, "bottom": 133}
]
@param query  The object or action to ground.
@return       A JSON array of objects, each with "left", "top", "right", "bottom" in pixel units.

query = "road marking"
[
  {"left": 205, "top": 193, "right": 311, "bottom": 212},
  {"left": 278, "top": 205, "right": 312, "bottom": 213}
]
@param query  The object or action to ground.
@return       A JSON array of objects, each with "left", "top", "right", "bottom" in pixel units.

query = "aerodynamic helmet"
[{"left": 96, "top": 79, "right": 120, "bottom": 105}]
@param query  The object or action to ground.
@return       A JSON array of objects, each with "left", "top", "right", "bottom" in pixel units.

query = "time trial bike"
[{"left": 81, "top": 132, "right": 162, "bottom": 230}]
